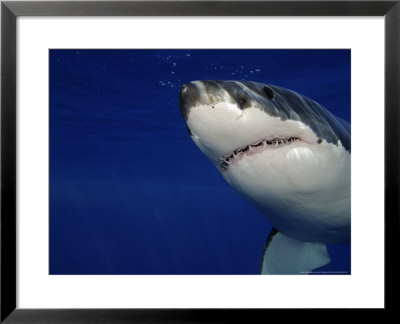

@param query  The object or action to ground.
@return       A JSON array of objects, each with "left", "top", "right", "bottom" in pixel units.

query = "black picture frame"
[{"left": 1, "top": 0, "right": 398, "bottom": 322}]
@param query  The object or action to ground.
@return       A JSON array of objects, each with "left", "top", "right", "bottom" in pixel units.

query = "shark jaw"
[
  {"left": 185, "top": 99, "right": 320, "bottom": 169},
  {"left": 218, "top": 135, "right": 301, "bottom": 171}
]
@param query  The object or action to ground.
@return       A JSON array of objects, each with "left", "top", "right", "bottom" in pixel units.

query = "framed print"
[
  {"left": 48, "top": 48, "right": 351, "bottom": 276},
  {"left": 1, "top": 0, "right": 398, "bottom": 322}
]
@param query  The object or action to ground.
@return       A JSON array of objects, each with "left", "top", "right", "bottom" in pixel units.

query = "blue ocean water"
[{"left": 49, "top": 49, "right": 351, "bottom": 275}]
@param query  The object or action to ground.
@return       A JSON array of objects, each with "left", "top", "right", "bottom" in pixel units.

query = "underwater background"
[{"left": 50, "top": 49, "right": 351, "bottom": 275}]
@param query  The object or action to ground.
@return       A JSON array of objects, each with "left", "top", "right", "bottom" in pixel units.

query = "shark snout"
[{"left": 179, "top": 82, "right": 201, "bottom": 121}]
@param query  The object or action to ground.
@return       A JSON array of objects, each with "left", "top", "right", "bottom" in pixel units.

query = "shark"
[{"left": 178, "top": 80, "right": 350, "bottom": 274}]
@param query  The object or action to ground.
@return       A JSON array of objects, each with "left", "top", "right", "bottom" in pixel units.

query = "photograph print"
[{"left": 50, "top": 49, "right": 350, "bottom": 275}]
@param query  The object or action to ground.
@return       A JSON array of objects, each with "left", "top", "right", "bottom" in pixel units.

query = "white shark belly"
[{"left": 226, "top": 140, "right": 351, "bottom": 243}]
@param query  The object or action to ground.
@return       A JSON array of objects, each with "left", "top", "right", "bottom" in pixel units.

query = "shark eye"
[{"left": 264, "top": 86, "right": 274, "bottom": 99}]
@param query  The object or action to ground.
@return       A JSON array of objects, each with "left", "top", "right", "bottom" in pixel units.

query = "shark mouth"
[{"left": 219, "top": 136, "right": 301, "bottom": 170}]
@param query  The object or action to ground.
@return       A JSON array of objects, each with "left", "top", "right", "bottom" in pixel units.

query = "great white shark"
[{"left": 178, "top": 80, "right": 350, "bottom": 274}]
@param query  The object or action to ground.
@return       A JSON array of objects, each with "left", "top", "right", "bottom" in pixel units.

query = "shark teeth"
[{"left": 219, "top": 137, "right": 299, "bottom": 170}]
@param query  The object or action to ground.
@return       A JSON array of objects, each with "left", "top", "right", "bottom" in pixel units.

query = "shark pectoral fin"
[{"left": 261, "top": 230, "right": 331, "bottom": 275}]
